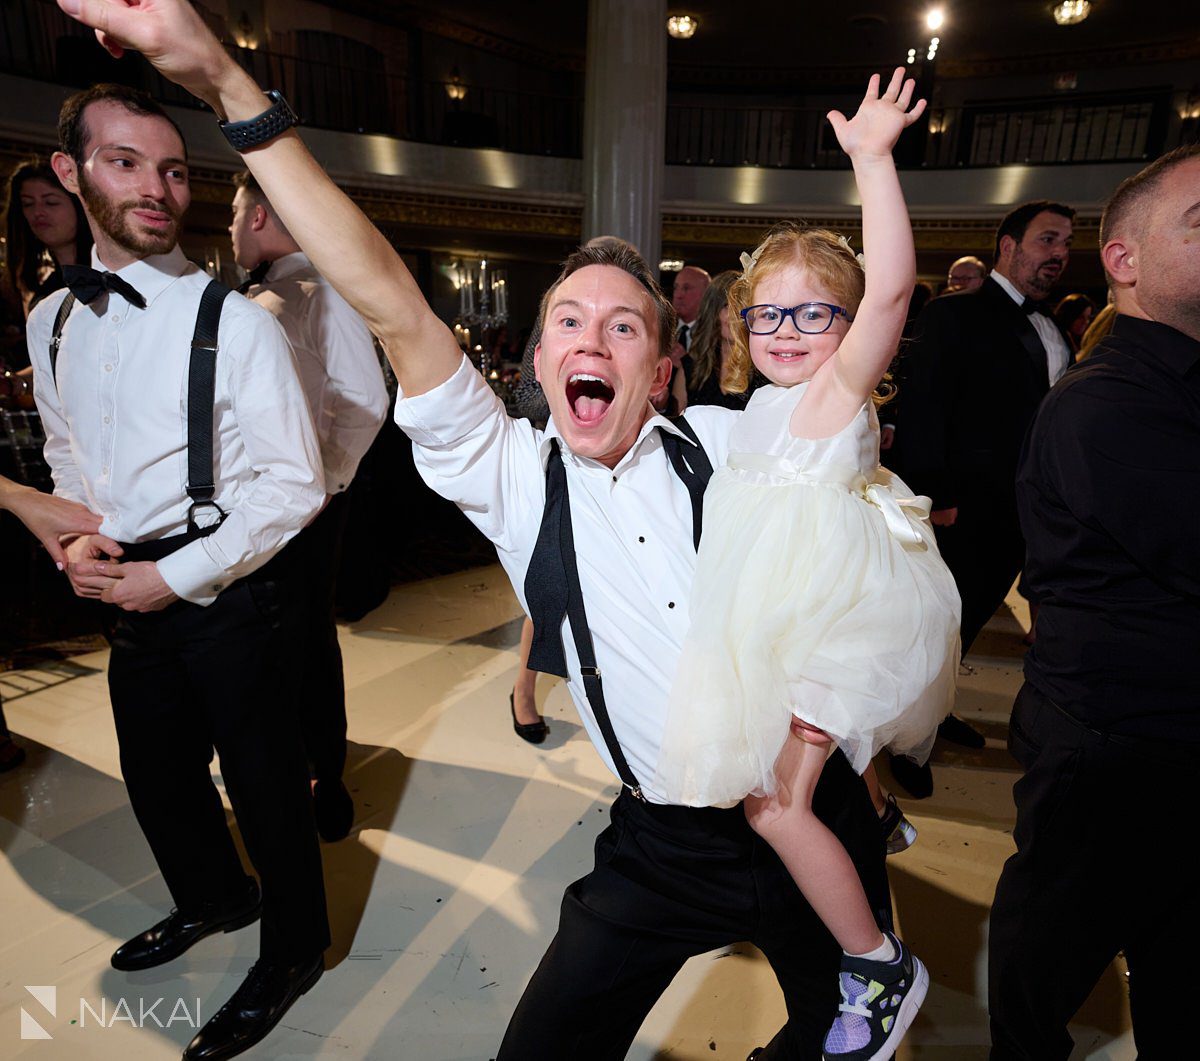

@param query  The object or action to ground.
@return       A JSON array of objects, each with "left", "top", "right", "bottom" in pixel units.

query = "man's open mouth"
[{"left": 566, "top": 372, "right": 615, "bottom": 424}]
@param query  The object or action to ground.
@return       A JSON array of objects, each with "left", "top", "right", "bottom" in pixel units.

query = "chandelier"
[
  {"left": 667, "top": 15, "right": 698, "bottom": 39},
  {"left": 1052, "top": 2, "right": 1091, "bottom": 25}
]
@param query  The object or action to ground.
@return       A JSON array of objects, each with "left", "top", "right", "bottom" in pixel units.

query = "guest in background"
[
  {"left": 668, "top": 265, "right": 710, "bottom": 413},
  {"left": 1053, "top": 293, "right": 1096, "bottom": 355},
  {"left": 686, "top": 270, "right": 749, "bottom": 410},
  {"left": 893, "top": 200, "right": 1075, "bottom": 796},
  {"left": 2, "top": 158, "right": 93, "bottom": 319},
  {"left": 1076, "top": 301, "right": 1117, "bottom": 362},
  {"left": 2, "top": 158, "right": 94, "bottom": 377},
  {"left": 944, "top": 255, "right": 986, "bottom": 295},
  {"left": 230, "top": 169, "right": 388, "bottom": 842}
]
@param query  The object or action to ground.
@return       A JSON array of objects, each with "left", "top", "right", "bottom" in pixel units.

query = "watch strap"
[{"left": 218, "top": 90, "right": 298, "bottom": 152}]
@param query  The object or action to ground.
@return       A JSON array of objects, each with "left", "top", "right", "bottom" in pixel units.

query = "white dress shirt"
[
  {"left": 245, "top": 251, "right": 388, "bottom": 492},
  {"left": 395, "top": 355, "right": 739, "bottom": 803},
  {"left": 990, "top": 270, "right": 1073, "bottom": 384},
  {"left": 28, "top": 246, "right": 325, "bottom": 607}
]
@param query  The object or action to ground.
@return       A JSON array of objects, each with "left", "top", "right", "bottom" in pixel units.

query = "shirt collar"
[
  {"left": 989, "top": 270, "right": 1026, "bottom": 307},
  {"left": 266, "top": 251, "right": 311, "bottom": 283},
  {"left": 538, "top": 408, "right": 699, "bottom": 472},
  {"left": 92, "top": 245, "right": 190, "bottom": 307},
  {"left": 1111, "top": 314, "right": 1200, "bottom": 378}
]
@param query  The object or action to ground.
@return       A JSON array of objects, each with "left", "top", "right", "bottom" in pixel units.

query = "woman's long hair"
[
  {"left": 687, "top": 270, "right": 738, "bottom": 393},
  {"left": 2, "top": 158, "right": 91, "bottom": 311}
]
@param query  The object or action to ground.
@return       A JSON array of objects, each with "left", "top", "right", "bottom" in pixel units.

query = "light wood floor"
[{"left": 0, "top": 565, "right": 1133, "bottom": 1059}]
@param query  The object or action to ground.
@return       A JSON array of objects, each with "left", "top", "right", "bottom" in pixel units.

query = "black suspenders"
[
  {"left": 536, "top": 417, "right": 714, "bottom": 800},
  {"left": 48, "top": 280, "right": 233, "bottom": 530}
]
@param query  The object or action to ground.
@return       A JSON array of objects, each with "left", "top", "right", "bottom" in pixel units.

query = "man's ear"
[
  {"left": 50, "top": 151, "right": 79, "bottom": 196},
  {"left": 996, "top": 233, "right": 1016, "bottom": 265},
  {"left": 653, "top": 354, "right": 672, "bottom": 392},
  {"left": 1101, "top": 237, "right": 1138, "bottom": 287},
  {"left": 252, "top": 204, "right": 269, "bottom": 232},
  {"left": 533, "top": 342, "right": 542, "bottom": 382}
]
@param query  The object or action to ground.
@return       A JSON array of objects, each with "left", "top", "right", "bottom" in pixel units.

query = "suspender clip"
[
  {"left": 581, "top": 665, "right": 601, "bottom": 679},
  {"left": 191, "top": 341, "right": 218, "bottom": 355},
  {"left": 187, "top": 498, "right": 227, "bottom": 531},
  {"left": 627, "top": 784, "right": 646, "bottom": 802}
]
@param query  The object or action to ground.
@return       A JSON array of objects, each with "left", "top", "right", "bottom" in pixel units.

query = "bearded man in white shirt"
[
  {"left": 229, "top": 168, "right": 388, "bottom": 844},
  {"left": 28, "top": 82, "right": 330, "bottom": 1061},
  {"left": 53, "top": 4, "right": 888, "bottom": 1058}
]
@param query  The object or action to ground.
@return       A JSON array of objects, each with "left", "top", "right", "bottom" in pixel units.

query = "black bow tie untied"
[
  {"left": 61, "top": 264, "right": 146, "bottom": 309},
  {"left": 237, "top": 260, "right": 273, "bottom": 295}
]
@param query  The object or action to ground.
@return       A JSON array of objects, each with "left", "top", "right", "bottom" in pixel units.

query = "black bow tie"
[
  {"left": 1022, "top": 297, "right": 1052, "bottom": 317},
  {"left": 237, "top": 260, "right": 273, "bottom": 295},
  {"left": 62, "top": 264, "right": 146, "bottom": 309}
]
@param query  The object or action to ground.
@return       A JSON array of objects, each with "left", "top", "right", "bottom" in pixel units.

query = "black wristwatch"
[{"left": 218, "top": 90, "right": 298, "bottom": 152}]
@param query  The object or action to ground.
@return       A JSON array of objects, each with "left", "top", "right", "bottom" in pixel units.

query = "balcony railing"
[{"left": 2, "top": 0, "right": 1194, "bottom": 169}]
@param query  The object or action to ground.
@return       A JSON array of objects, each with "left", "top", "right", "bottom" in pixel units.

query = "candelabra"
[{"left": 452, "top": 258, "right": 509, "bottom": 377}]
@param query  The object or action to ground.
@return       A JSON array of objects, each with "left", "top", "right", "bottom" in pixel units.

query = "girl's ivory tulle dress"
[{"left": 655, "top": 382, "right": 961, "bottom": 807}]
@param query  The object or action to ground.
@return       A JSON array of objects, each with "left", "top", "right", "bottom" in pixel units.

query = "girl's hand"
[{"left": 827, "top": 67, "right": 926, "bottom": 162}]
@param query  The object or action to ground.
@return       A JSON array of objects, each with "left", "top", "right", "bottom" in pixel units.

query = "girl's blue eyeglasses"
[{"left": 740, "top": 303, "right": 854, "bottom": 335}]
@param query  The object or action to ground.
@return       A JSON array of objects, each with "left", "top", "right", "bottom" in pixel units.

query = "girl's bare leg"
[
  {"left": 745, "top": 725, "right": 885, "bottom": 956},
  {"left": 512, "top": 617, "right": 542, "bottom": 726},
  {"left": 863, "top": 761, "right": 887, "bottom": 815}
]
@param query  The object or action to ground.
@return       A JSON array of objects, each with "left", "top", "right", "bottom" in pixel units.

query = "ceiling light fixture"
[
  {"left": 906, "top": 47, "right": 917, "bottom": 65},
  {"left": 926, "top": 8, "right": 945, "bottom": 32},
  {"left": 667, "top": 14, "right": 699, "bottom": 39},
  {"left": 1052, "top": 1, "right": 1091, "bottom": 25},
  {"left": 445, "top": 66, "right": 467, "bottom": 101}
]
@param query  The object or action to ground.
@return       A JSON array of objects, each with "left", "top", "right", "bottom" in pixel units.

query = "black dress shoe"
[
  {"left": 313, "top": 778, "right": 354, "bottom": 842},
  {"left": 889, "top": 753, "right": 934, "bottom": 800},
  {"left": 938, "top": 713, "right": 986, "bottom": 748},
  {"left": 183, "top": 954, "right": 324, "bottom": 1060},
  {"left": 111, "top": 878, "right": 261, "bottom": 972},
  {"left": 510, "top": 691, "right": 549, "bottom": 745}
]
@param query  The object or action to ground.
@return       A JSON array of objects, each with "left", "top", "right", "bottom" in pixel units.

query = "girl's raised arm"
[{"left": 825, "top": 69, "right": 926, "bottom": 404}]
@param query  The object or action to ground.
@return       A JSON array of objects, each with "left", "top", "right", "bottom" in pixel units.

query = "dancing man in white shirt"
[
  {"left": 28, "top": 81, "right": 330, "bottom": 1061},
  {"left": 229, "top": 169, "right": 388, "bottom": 843},
  {"left": 52, "top": 2, "right": 889, "bottom": 1057}
]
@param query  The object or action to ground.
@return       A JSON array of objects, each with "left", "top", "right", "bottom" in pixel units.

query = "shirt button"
[
  {"left": 103, "top": 416, "right": 111, "bottom": 424},
  {"left": 668, "top": 601, "right": 675, "bottom": 609},
  {"left": 101, "top": 466, "right": 109, "bottom": 476},
  {"left": 611, "top": 475, "right": 617, "bottom": 483},
  {"left": 110, "top": 314, "right": 120, "bottom": 323},
  {"left": 212, "top": 584, "right": 223, "bottom": 592},
  {"left": 104, "top": 364, "right": 113, "bottom": 372},
  {"left": 638, "top": 536, "right": 645, "bottom": 543}
]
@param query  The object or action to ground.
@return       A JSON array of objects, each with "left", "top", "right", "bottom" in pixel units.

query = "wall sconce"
[
  {"left": 232, "top": 11, "right": 259, "bottom": 50},
  {"left": 1052, "top": 1, "right": 1091, "bottom": 25},
  {"left": 927, "top": 112, "right": 948, "bottom": 136},
  {"left": 446, "top": 67, "right": 467, "bottom": 102},
  {"left": 667, "top": 15, "right": 699, "bottom": 39}
]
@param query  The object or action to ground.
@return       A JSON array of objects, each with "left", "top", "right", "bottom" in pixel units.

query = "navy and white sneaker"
[{"left": 823, "top": 931, "right": 928, "bottom": 1060}]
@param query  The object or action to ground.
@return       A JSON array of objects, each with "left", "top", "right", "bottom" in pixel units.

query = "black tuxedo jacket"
[{"left": 897, "top": 277, "right": 1055, "bottom": 513}]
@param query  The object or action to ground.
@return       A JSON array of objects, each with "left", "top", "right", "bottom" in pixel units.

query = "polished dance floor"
[{"left": 1, "top": 564, "right": 1132, "bottom": 1059}]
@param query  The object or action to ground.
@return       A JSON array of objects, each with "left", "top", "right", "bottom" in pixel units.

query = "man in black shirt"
[{"left": 988, "top": 144, "right": 1200, "bottom": 1059}]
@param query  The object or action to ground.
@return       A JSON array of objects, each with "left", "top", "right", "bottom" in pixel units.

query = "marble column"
[{"left": 582, "top": 0, "right": 667, "bottom": 269}]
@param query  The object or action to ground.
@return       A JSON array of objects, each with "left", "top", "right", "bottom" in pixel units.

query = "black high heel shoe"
[{"left": 510, "top": 691, "right": 549, "bottom": 745}]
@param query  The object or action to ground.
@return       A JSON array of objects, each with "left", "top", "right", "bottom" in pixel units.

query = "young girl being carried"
[{"left": 655, "top": 69, "right": 960, "bottom": 1061}]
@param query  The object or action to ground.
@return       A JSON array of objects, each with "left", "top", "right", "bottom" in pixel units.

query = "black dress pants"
[
  {"left": 988, "top": 683, "right": 1195, "bottom": 1059},
  {"left": 107, "top": 574, "right": 330, "bottom": 963},
  {"left": 498, "top": 752, "right": 889, "bottom": 1060},
  {"left": 933, "top": 495, "right": 1024, "bottom": 655},
  {"left": 289, "top": 491, "right": 351, "bottom": 784}
]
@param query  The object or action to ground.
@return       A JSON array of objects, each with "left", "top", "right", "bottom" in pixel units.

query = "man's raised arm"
[{"left": 58, "top": 0, "right": 461, "bottom": 397}]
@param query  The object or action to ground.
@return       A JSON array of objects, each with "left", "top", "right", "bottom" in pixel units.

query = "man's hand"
[
  {"left": 64, "top": 533, "right": 125, "bottom": 598},
  {"left": 98, "top": 561, "right": 179, "bottom": 613},
  {"left": 0, "top": 479, "right": 105, "bottom": 567},
  {"left": 57, "top": 0, "right": 238, "bottom": 112},
  {"left": 879, "top": 425, "right": 895, "bottom": 451},
  {"left": 930, "top": 507, "right": 958, "bottom": 527}
]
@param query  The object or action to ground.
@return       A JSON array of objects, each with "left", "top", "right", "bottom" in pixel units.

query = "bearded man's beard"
[{"left": 77, "top": 167, "right": 181, "bottom": 257}]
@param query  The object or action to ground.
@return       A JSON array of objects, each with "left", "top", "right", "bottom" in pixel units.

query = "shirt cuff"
[
  {"left": 156, "top": 540, "right": 229, "bottom": 607},
  {"left": 393, "top": 354, "right": 500, "bottom": 448}
]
